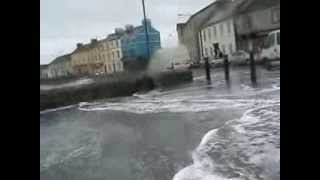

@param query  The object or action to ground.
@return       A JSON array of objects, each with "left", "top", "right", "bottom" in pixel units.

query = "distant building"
[
  {"left": 50, "top": 19, "right": 160, "bottom": 76},
  {"left": 234, "top": 0, "right": 280, "bottom": 52},
  {"left": 40, "top": 64, "right": 49, "bottom": 80},
  {"left": 71, "top": 39, "right": 103, "bottom": 75},
  {"left": 70, "top": 35, "right": 124, "bottom": 76},
  {"left": 48, "top": 54, "right": 71, "bottom": 78},
  {"left": 176, "top": 0, "right": 227, "bottom": 63},
  {"left": 121, "top": 19, "right": 161, "bottom": 60}
]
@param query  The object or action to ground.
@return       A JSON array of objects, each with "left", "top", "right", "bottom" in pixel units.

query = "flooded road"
[{"left": 40, "top": 67, "right": 280, "bottom": 180}]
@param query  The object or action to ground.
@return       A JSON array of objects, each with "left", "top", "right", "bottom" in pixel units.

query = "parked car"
[
  {"left": 189, "top": 62, "right": 201, "bottom": 69},
  {"left": 261, "top": 29, "right": 280, "bottom": 69},
  {"left": 229, "top": 50, "right": 250, "bottom": 66}
]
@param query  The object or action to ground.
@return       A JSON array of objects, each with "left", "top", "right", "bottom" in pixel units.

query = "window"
[
  {"left": 229, "top": 44, "right": 233, "bottom": 54},
  {"left": 221, "top": 45, "right": 226, "bottom": 54},
  {"left": 277, "top": 32, "right": 280, "bottom": 45},
  {"left": 203, "top": 30, "right": 206, "bottom": 42},
  {"left": 213, "top": 26, "right": 217, "bottom": 38},
  {"left": 227, "top": 21, "right": 231, "bottom": 34},
  {"left": 116, "top": 41, "right": 119, "bottom": 48},
  {"left": 263, "top": 37, "right": 270, "bottom": 48},
  {"left": 270, "top": 34, "right": 275, "bottom": 46},
  {"left": 272, "top": 8, "right": 280, "bottom": 24},
  {"left": 210, "top": 47, "right": 213, "bottom": 56},
  {"left": 117, "top": 51, "right": 120, "bottom": 58},
  {"left": 205, "top": 48, "right": 208, "bottom": 56},
  {"left": 264, "top": 34, "right": 275, "bottom": 48},
  {"left": 220, "top": 23, "right": 224, "bottom": 36},
  {"left": 208, "top": 28, "right": 211, "bottom": 41}
]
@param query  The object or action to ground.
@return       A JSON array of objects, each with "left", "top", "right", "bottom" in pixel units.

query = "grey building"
[
  {"left": 234, "top": 0, "right": 280, "bottom": 52},
  {"left": 40, "top": 64, "right": 49, "bottom": 80},
  {"left": 177, "top": 0, "right": 280, "bottom": 63}
]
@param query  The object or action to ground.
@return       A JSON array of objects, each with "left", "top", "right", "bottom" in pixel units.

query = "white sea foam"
[
  {"left": 40, "top": 78, "right": 94, "bottom": 90},
  {"left": 78, "top": 97, "right": 279, "bottom": 114},
  {"left": 173, "top": 101, "right": 280, "bottom": 180},
  {"left": 40, "top": 104, "right": 77, "bottom": 115},
  {"left": 77, "top": 81, "right": 279, "bottom": 114}
]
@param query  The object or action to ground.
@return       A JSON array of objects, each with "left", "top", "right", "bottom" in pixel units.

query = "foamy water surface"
[{"left": 40, "top": 68, "right": 280, "bottom": 180}]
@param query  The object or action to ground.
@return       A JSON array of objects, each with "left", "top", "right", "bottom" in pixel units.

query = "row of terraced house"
[{"left": 41, "top": 19, "right": 161, "bottom": 80}]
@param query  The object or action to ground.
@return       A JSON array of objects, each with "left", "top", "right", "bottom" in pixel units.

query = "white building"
[
  {"left": 104, "top": 32, "right": 124, "bottom": 73},
  {"left": 200, "top": 18, "right": 236, "bottom": 60},
  {"left": 199, "top": 0, "right": 238, "bottom": 62}
]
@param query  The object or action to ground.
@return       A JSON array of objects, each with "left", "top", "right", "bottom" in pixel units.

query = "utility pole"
[{"left": 142, "top": 0, "right": 151, "bottom": 60}]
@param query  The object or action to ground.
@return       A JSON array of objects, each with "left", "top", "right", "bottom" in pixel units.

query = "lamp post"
[{"left": 142, "top": 0, "right": 151, "bottom": 60}]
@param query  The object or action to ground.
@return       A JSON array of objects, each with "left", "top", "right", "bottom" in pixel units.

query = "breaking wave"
[
  {"left": 78, "top": 85, "right": 279, "bottom": 114},
  {"left": 173, "top": 102, "right": 280, "bottom": 180},
  {"left": 40, "top": 104, "right": 77, "bottom": 115}
]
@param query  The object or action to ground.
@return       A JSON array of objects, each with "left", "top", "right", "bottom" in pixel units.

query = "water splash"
[{"left": 147, "top": 45, "right": 190, "bottom": 75}]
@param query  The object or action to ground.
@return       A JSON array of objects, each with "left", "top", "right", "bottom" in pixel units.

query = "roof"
[
  {"left": 184, "top": 0, "right": 227, "bottom": 24},
  {"left": 237, "top": 0, "right": 280, "bottom": 13},
  {"left": 107, "top": 22, "right": 157, "bottom": 41},
  {"left": 201, "top": 0, "right": 280, "bottom": 29},
  {"left": 121, "top": 25, "right": 151, "bottom": 40},
  {"left": 40, "top": 64, "right": 49, "bottom": 69},
  {"left": 50, "top": 54, "right": 71, "bottom": 65},
  {"left": 106, "top": 33, "right": 122, "bottom": 40},
  {"left": 202, "top": 0, "right": 246, "bottom": 28},
  {"left": 71, "top": 40, "right": 100, "bottom": 54},
  {"left": 71, "top": 19, "right": 159, "bottom": 54}
]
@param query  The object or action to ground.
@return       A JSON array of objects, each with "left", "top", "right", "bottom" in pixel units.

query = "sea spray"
[{"left": 147, "top": 45, "right": 190, "bottom": 75}]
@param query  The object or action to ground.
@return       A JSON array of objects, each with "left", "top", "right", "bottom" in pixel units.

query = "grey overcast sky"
[{"left": 40, "top": 0, "right": 214, "bottom": 64}]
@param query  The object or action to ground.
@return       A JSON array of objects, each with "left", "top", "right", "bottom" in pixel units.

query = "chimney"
[
  {"left": 115, "top": 28, "right": 125, "bottom": 35},
  {"left": 91, "top": 39, "right": 98, "bottom": 44},
  {"left": 77, "top": 43, "right": 83, "bottom": 49},
  {"left": 125, "top": 24, "right": 134, "bottom": 33}
]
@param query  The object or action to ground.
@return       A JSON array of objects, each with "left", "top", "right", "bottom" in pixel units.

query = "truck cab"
[{"left": 261, "top": 30, "right": 280, "bottom": 69}]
